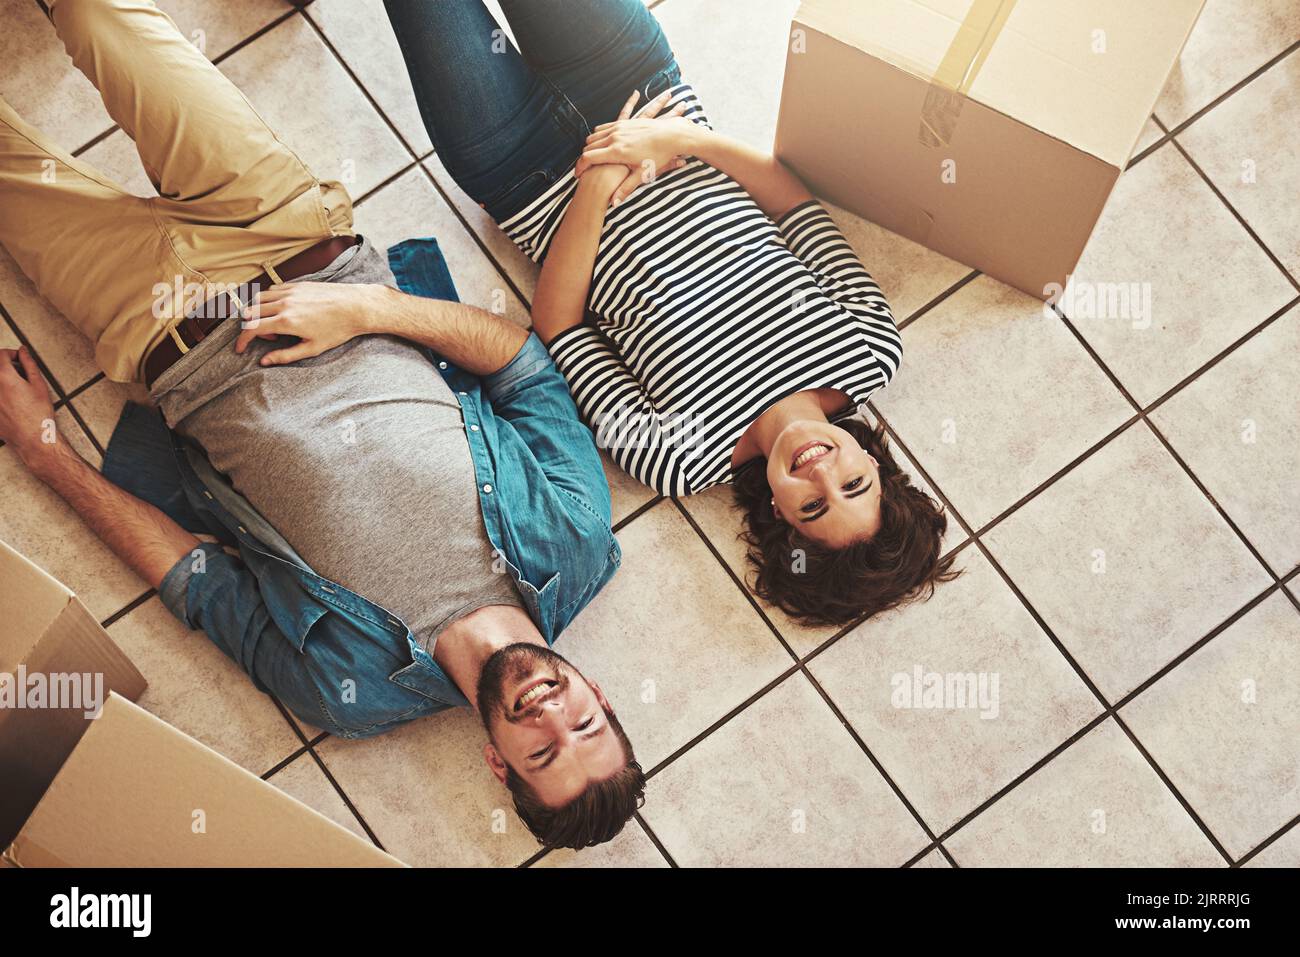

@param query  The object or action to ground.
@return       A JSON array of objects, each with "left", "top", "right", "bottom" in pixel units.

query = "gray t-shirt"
[{"left": 151, "top": 238, "right": 522, "bottom": 651}]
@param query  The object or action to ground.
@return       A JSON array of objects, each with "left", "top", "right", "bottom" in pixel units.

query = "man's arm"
[{"left": 0, "top": 347, "right": 198, "bottom": 589}]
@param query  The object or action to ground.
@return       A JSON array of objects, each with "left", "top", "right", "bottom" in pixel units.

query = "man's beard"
[{"left": 476, "top": 642, "right": 572, "bottom": 729}]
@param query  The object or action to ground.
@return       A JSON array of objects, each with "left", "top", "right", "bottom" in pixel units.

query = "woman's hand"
[
  {"left": 575, "top": 89, "right": 696, "bottom": 206},
  {"left": 235, "top": 281, "right": 393, "bottom": 366}
]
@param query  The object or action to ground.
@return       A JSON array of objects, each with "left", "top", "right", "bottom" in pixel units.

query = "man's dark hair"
[
  {"left": 505, "top": 706, "right": 646, "bottom": 849},
  {"left": 732, "top": 417, "right": 959, "bottom": 627}
]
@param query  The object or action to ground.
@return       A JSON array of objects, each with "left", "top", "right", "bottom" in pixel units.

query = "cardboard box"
[
  {"left": 0, "top": 538, "right": 147, "bottom": 846},
  {"left": 775, "top": 0, "right": 1205, "bottom": 299},
  {"left": 5, "top": 693, "right": 404, "bottom": 867}
]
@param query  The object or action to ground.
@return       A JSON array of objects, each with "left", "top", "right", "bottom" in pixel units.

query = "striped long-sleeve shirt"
[{"left": 501, "top": 85, "right": 902, "bottom": 496}]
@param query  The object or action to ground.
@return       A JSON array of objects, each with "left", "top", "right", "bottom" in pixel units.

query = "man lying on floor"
[{"left": 0, "top": 0, "right": 641, "bottom": 850}]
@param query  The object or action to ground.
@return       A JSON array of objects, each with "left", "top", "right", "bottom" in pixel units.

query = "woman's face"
[{"left": 766, "top": 421, "right": 884, "bottom": 548}]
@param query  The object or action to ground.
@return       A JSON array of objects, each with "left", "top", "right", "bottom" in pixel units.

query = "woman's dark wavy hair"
[{"left": 732, "top": 417, "right": 959, "bottom": 626}]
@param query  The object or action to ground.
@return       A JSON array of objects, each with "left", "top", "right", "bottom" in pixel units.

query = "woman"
[{"left": 386, "top": 0, "right": 955, "bottom": 625}]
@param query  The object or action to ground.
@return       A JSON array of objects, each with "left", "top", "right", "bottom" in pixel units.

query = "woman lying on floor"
[{"left": 384, "top": 0, "right": 957, "bottom": 625}]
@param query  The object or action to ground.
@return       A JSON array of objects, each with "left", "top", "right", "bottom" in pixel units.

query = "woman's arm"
[
  {"left": 580, "top": 94, "right": 815, "bottom": 221},
  {"left": 530, "top": 163, "right": 626, "bottom": 345},
  {"left": 679, "top": 125, "right": 814, "bottom": 222}
]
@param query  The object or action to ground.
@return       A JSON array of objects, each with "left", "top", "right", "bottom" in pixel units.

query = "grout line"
[
  {"left": 1109, "top": 710, "right": 1235, "bottom": 863},
  {"left": 415, "top": 161, "right": 536, "bottom": 312},
  {"left": 1140, "top": 296, "right": 1299, "bottom": 419},
  {"left": 611, "top": 493, "right": 664, "bottom": 533},
  {"left": 841, "top": 412, "right": 1247, "bottom": 863},
  {"left": 0, "top": 300, "right": 75, "bottom": 405},
  {"left": 670, "top": 497, "right": 799, "bottom": 662},
  {"left": 351, "top": 159, "right": 422, "bottom": 208},
  {"left": 1167, "top": 135, "right": 1300, "bottom": 292},
  {"left": 99, "top": 588, "right": 156, "bottom": 628},
  {"left": 62, "top": 372, "right": 104, "bottom": 403},
  {"left": 898, "top": 269, "right": 980, "bottom": 331},
  {"left": 1233, "top": 813, "right": 1300, "bottom": 868},
  {"left": 260, "top": 743, "right": 313, "bottom": 780},
  {"left": 301, "top": 7, "right": 422, "bottom": 159},
  {"left": 1110, "top": 580, "right": 1288, "bottom": 712},
  {"left": 68, "top": 7, "right": 304, "bottom": 159},
  {"left": 797, "top": 667, "right": 949, "bottom": 855},
  {"left": 1158, "top": 40, "right": 1300, "bottom": 145},
  {"left": 305, "top": 745, "right": 388, "bottom": 851},
  {"left": 633, "top": 811, "right": 678, "bottom": 867}
]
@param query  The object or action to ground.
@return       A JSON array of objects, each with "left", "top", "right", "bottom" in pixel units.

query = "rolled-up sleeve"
[
  {"left": 483, "top": 332, "right": 614, "bottom": 524},
  {"left": 158, "top": 541, "right": 317, "bottom": 693}
]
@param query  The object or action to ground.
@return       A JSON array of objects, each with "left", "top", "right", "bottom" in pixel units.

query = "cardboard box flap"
[
  {"left": 0, "top": 538, "right": 76, "bottom": 668},
  {"left": 6, "top": 693, "right": 403, "bottom": 867},
  {"left": 0, "top": 538, "right": 147, "bottom": 847},
  {"left": 794, "top": 0, "right": 1203, "bottom": 166}
]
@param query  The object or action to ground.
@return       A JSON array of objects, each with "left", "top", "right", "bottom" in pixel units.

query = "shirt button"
[
  {"left": 470, "top": 424, "right": 479, "bottom": 432},
  {"left": 482, "top": 484, "right": 493, "bottom": 494},
  {"left": 438, "top": 361, "right": 448, "bottom": 369}
]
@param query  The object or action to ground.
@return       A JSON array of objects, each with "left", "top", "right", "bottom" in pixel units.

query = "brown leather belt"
[{"left": 143, "top": 235, "right": 360, "bottom": 389}]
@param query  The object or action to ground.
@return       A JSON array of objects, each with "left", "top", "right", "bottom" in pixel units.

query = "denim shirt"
[{"left": 101, "top": 238, "right": 620, "bottom": 724}]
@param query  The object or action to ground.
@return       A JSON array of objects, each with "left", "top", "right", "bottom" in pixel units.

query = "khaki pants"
[{"left": 0, "top": 0, "right": 354, "bottom": 383}]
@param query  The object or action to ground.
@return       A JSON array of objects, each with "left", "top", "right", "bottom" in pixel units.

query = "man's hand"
[
  {"left": 235, "top": 281, "right": 394, "bottom": 366},
  {"left": 0, "top": 346, "right": 64, "bottom": 471},
  {"left": 575, "top": 89, "right": 694, "bottom": 206}
]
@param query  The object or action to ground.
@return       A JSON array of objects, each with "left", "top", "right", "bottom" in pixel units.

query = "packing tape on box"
[{"left": 919, "top": 0, "right": 1018, "bottom": 147}]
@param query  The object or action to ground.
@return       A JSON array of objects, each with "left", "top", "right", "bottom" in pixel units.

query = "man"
[{"left": 0, "top": 0, "right": 642, "bottom": 850}]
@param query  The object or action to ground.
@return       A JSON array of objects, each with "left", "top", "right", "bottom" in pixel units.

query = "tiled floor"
[{"left": 2, "top": 0, "right": 1298, "bottom": 867}]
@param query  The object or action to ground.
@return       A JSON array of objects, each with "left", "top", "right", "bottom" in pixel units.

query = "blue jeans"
[{"left": 385, "top": 0, "right": 681, "bottom": 221}]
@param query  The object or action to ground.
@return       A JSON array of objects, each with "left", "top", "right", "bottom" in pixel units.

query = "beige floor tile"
[
  {"left": 0, "top": 419, "right": 147, "bottom": 622},
  {"left": 0, "top": 0, "right": 115, "bottom": 151},
  {"left": 352, "top": 166, "right": 531, "bottom": 328},
  {"left": 1150, "top": 311, "right": 1300, "bottom": 574},
  {"left": 680, "top": 412, "right": 966, "bottom": 656},
  {"left": 604, "top": 452, "right": 657, "bottom": 526},
  {"left": 265, "top": 751, "right": 371, "bottom": 842},
  {"left": 1245, "top": 823, "right": 1300, "bottom": 867},
  {"left": 553, "top": 500, "right": 792, "bottom": 770},
  {"left": 0, "top": 250, "right": 100, "bottom": 394},
  {"left": 1132, "top": 117, "right": 1166, "bottom": 158},
  {"left": 218, "top": 14, "right": 410, "bottom": 199},
  {"left": 654, "top": 0, "right": 800, "bottom": 150},
  {"left": 911, "top": 847, "right": 953, "bottom": 868},
  {"left": 679, "top": 483, "right": 835, "bottom": 654},
  {"left": 533, "top": 818, "right": 668, "bottom": 868},
  {"left": 873, "top": 275, "right": 1133, "bottom": 530},
  {"left": 69, "top": 375, "right": 149, "bottom": 447},
  {"left": 946, "top": 719, "right": 1222, "bottom": 867},
  {"left": 809, "top": 548, "right": 1101, "bottom": 833},
  {"left": 107, "top": 595, "right": 303, "bottom": 775},
  {"left": 75, "top": 127, "right": 156, "bottom": 197},
  {"left": 641, "top": 673, "right": 930, "bottom": 866},
  {"left": 1154, "top": 0, "right": 1300, "bottom": 128},
  {"left": 316, "top": 708, "right": 542, "bottom": 867},
  {"left": 307, "top": 0, "right": 433, "bottom": 155},
  {"left": 0, "top": 1, "right": 288, "bottom": 155},
  {"left": 1120, "top": 591, "right": 1300, "bottom": 860},
  {"left": 1178, "top": 51, "right": 1300, "bottom": 280},
  {"left": 423, "top": 154, "right": 541, "bottom": 307},
  {"left": 153, "top": 0, "right": 288, "bottom": 60},
  {"left": 985, "top": 422, "right": 1273, "bottom": 702},
  {"left": 1066, "top": 143, "right": 1294, "bottom": 407}
]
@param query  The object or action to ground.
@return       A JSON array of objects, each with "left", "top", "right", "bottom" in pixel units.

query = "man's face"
[{"left": 478, "top": 644, "right": 627, "bottom": 807}]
